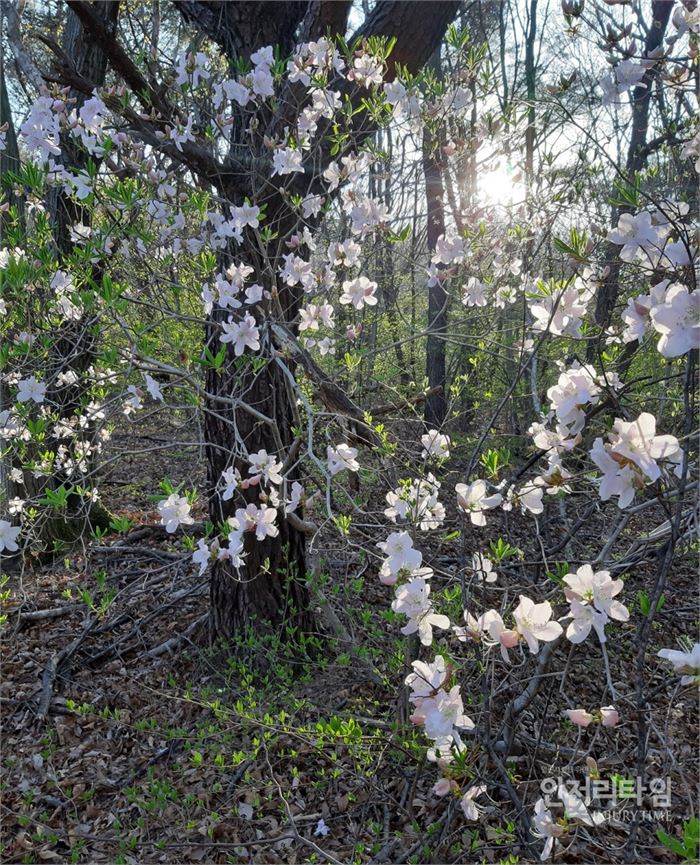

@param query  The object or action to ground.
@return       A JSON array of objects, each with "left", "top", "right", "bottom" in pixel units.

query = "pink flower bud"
[
  {"left": 600, "top": 706, "right": 619, "bottom": 727},
  {"left": 566, "top": 708, "right": 594, "bottom": 727},
  {"left": 500, "top": 629, "right": 520, "bottom": 649},
  {"left": 432, "top": 778, "right": 457, "bottom": 797}
]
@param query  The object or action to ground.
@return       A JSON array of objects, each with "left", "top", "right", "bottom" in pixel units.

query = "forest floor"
[{"left": 1, "top": 416, "right": 698, "bottom": 865}]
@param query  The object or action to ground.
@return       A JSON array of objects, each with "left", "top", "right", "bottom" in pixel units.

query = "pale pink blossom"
[
  {"left": 563, "top": 565, "right": 629, "bottom": 644},
  {"left": 649, "top": 284, "right": 700, "bottom": 358},
  {"left": 657, "top": 643, "right": 700, "bottom": 686},
  {"left": 607, "top": 211, "right": 667, "bottom": 262},
  {"left": 608, "top": 412, "right": 682, "bottom": 483},
  {"left": 392, "top": 577, "right": 450, "bottom": 646},
  {"left": 433, "top": 778, "right": 458, "bottom": 796},
  {"left": 455, "top": 480, "right": 502, "bottom": 526},
  {"left": 219, "top": 313, "right": 260, "bottom": 355},
  {"left": 566, "top": 708, "right": 593, "bottom": 727},
  {"left": 405, "top": 656, "right": 447, "bottom": 699},
  {"left": 235, "top": 503, "right": 279, "bottom": 540},
  {"left": 327, "top": 443, "right": 359, "bottom": 475},
  {"left": 339, "top": 276, "right": 378, "bottom": 309},
  {"left": 511, "top": 595, "right": 563, "bottom": 654},
  {"left": 460, "top": 784, "right": 487, "bottom": 821},
  {"left": 600, "top": 706, "right": 619, "bottom": 727}
]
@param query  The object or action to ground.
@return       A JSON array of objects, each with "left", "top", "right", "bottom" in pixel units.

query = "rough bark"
[
  {"left": 353, "top": 1, "right": 461, "bottom": 81},
  {"left": 0, "top": 61, "right": 22, "bottom": 225},
  {"left": 205, "top": 322, "right": 312, "bottom": 643},
  {"left": 173, "top": 1, "right": 309, "bottom": 62},
  {"left": 198, "top": 1, "right": 460, "bottom": 642}
]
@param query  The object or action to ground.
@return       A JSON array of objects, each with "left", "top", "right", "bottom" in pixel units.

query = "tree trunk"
[
  {"left": 206, "top": 369, "right": 311, "bottom": 642},
  {"left": 204, "top": 289, "right": 313, "bottom": 642},
  {"left": 1, "top": 59, "right": 22, "bottom": 512},
  {"left": 43, "top": 2, "right": 119, "bottom": 539},
  {"left": 0, "top": 62, "right": 22, "bottom": 229},
  {"left": 591, "top": 0, "right": 673, "bottom": 339},
  {"left": 422, "top": 58, "right": 448, "bottom": 427}
]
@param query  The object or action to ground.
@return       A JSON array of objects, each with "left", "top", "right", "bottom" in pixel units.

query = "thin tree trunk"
[
  {"left": 423, "top": 53, "right": 448, "bottom": 427},
  {"left": 591, "top": 0, "right": 673, "bottom": 340},
  {"left": 42, "top": 2, "right": 120, "bottom": 538},
  {"left": 0, "top": 60, "right": 22, "bottom": 508}
]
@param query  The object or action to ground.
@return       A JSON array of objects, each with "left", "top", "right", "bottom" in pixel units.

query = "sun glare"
[{"left": 478, "top": 161, "right": 525, "bottom": 207}]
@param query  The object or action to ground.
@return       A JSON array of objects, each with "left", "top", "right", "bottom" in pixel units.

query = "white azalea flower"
[
  {"left": 144, "top": 374, "right": 164, "bottom": 402},
  {"left": 657, "top": 642, "right": 700, "bottom": 686},
  {"left": 192, "top": 538, "right": 211, "bottom": 575},
  {"left": 455, "top": 480, "right": 502, "bottom": 526},
  {"left": 377, "top": 531, "right": 422, "bottom": 575},
  {"left": 157, "top": 494, "right": 194, "bottom": 533},
  {"left": 272, "top": 146, "right": 303, "bottom": 176},
  {"left": 649, "top": 284, "right": 700, "bottom": 357},
  {"left": 327, "top": 443, "right": 359, "bottom": 475},
  {"left": 532, "top": 797, "right": 565, "bottom": 861},
  {"left": 471, "top": 553, "right": 497, "bottom": 584},
  {"left": 0, "top": 520, "right": 21, "bottom": 553},
  {"left": 563, "top": 564, "right": 629, "bottom": 644},
  {"left": 421, "top": 430, "right": 450, "bottom": 460},
  {"left": 248, "top": 449, "right": 283, "bottom": 486},
  {"left": 558, "top": 784, "right": 605, "bottom": 827},
  {"left": 460, "top": 784, "right": 487, "bottom": 821},
  {"left": 16, "top": 376, "right": 47, "bottom": 404},
  {"left": 219, "top": 313, "right": 260, "bottom": 355}
]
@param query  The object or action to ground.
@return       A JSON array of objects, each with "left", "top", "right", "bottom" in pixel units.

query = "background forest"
[{"left": 0, "top": 0, "right": 698, "bottom": 863}]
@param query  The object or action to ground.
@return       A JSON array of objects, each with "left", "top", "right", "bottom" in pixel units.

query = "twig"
[
  {"left": 368, "top": 385, "right": 443, "bottom": 418},
  {"left": 312, "top": 586, "right": 384, "bottom": 686},
  {"left": 92, "top": 544, "right": 185, "bottom": 561},
  {"left": 600, "top": 641, "right": 618, "bottom": 701},
  {"left": 501, "top": 639, "right": 560, "bottom": 755},
  {"left": 11, "top": 603, "right": 85, "bottom": 623},
  {"left": 85, "top": 581, "right": 207, "bottom": 666},
  {"left": 146, "top": 613, "right": 207, "bottom": 657},
  {"left": 36, "top": 619, "right": 97, "bottom": 719}
]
